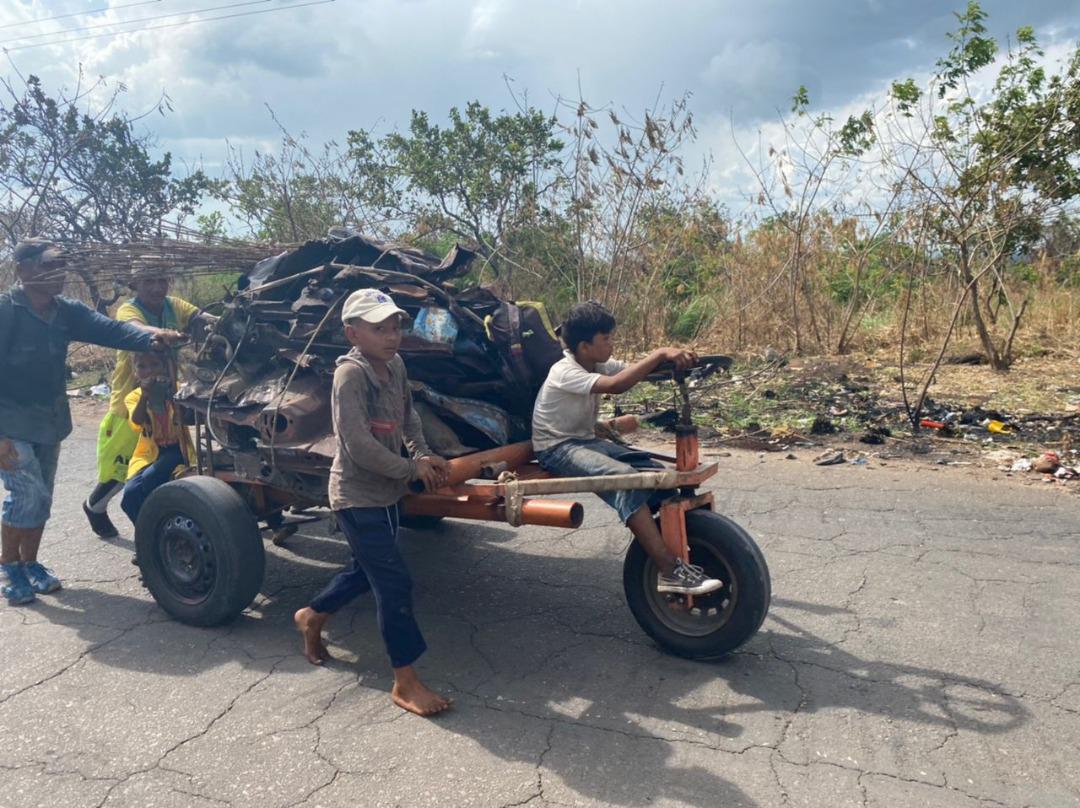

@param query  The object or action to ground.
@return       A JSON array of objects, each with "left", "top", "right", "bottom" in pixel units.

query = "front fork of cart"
[
  {"left": 656, "top": 371, "right": 717, "bottom": 613},
  {"left": 659, "top": 374, "right": 714, "bottom": 607}
]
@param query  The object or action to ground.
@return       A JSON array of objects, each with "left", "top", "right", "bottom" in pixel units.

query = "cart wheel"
[
  {"left": 135, "top": 476, "right": 265, "bottom": 627},
  {"left": 623, "top": 509, "right": 770, "bottom": 659}
]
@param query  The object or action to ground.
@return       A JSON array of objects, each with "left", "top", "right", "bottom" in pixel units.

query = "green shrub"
[{"left": 668, "top": 296, "right": 715, "bottom": 340}]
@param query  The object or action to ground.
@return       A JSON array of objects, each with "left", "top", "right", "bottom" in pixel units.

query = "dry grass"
[{"left": 868, "top": 353, "right": 1080, "bottom": 414}]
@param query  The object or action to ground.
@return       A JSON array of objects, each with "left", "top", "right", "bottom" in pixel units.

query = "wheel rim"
[
  {"left": 156, "top": 513, "right": 217, "bottom": 604},
  {"left": 641, "top": 536, "right": 738, "bottom": 637}
]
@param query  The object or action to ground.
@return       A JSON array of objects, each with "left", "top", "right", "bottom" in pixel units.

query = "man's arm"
[
  {"left": 590, "top": 347, "right": 696, "bottom": 395},
  {"left": 333, "top": 366, "right": 415, "bottom": 482},
  {"left": 168, "top": 296, "right": 217, "bottom": 336},
  {"left": 67, "top": 300, "right": 156, "bottom": 352}
]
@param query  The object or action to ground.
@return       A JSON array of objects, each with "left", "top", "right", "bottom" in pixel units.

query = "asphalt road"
[{"left": 2, "top": 419, "right": 1079, "bottom": 808}]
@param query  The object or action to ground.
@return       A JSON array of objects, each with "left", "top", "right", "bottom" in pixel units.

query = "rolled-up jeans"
[
  {"left": 121, "top": 444, "right": 184, "bottom": 524},
  {"left": 309, "top": 504, "right": 427, "bottom": 669},
  {"left": 536, "top": 438, "right": 674, "bottom": 523},
  {"left": 0, "top": 439, "right": 61, "bottom": 528}
]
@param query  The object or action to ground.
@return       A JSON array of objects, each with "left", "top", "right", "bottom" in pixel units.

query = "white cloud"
[{"left": 0, "top": 0, "right": 1074, "bottom": 222}]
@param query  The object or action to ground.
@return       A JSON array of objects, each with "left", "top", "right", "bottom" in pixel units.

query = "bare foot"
[
  {"left": 391, "top": 666, "right": 452, "bottom": 717},
  {"left": 293, "top": 607, "right": 330, "bottom": 665}
]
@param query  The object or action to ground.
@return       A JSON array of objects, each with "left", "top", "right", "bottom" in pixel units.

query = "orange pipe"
[
  {"left": 443, "top": 440, "right": 535, "bottom": 485},
  {"left": 675, "top": 427, "right": 699, "bottom": 471},
  {"left": 402, "top": 494, "right": 583, "bottom": 528},
  {"left": 410, "top": 440, "right": 537, "bottom": 492}
]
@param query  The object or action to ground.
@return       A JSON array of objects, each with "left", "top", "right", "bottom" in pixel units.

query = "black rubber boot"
[{"left": 83, "top": 500, "right": 120, "bottom": 539}]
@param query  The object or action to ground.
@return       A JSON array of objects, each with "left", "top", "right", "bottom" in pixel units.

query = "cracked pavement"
[{"left": 2, "top": 419, "right": 1079, "bottom": 808}]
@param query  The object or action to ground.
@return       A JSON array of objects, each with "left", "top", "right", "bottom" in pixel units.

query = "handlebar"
[{"left": 645, "top": 354, "right": 733, "bottom": 383}]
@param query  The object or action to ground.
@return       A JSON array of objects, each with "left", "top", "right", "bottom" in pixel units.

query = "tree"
[
  {"left": 347, "top": 101, "right": 564, "bottom": 284},
  {"left": 737, "top": 83, "right": 891, "bottom": 355},
  {"left": 883, "top": 2, "right": 1080, "bottom": 370},
  {"left": 0, "top": 72, "right": 214, "bottom": 247},
  {"left": 217, "top": 111, "right": 380, "bottom": 243},
  {"left": 549, "top": 91, "right": 707, "bottom": 342},
  {"left": 0, "top": 72, "right": 216, "bottom": 307}
]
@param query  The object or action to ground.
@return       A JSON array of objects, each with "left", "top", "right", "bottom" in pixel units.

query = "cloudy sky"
[{"left": 2, "top": 0, "right": 1078, "bottom": 214}]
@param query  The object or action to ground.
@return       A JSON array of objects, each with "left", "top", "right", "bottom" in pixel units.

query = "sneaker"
[
  {"left": 25, "top": 562, "right": 62, "bottom": 594},
  {"left": 657, "top": 559, "right": 724, "bottom": 596},
  {"left": 83, "top": 499, "right": 119, "bottom": 539},
  {"left": 2, "top": 562, "right": 36, "bottom": 606}
]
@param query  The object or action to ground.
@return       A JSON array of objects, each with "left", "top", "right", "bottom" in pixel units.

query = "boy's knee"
[{"left": 120, "top": 485, "right": 141, "bottom": 519}]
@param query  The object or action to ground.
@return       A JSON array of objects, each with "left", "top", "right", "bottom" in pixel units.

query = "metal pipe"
[
  {"left": 410, "top": 440, "right": 536, "bottom": 492},
  {"left": 402, "top": 495, "right": 583, "bottom": 528},
  {"left": 503, "top": 470, "right": 681, "bottom": 496}
]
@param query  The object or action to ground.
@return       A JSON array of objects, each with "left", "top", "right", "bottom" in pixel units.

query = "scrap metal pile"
[{"left": 175, "top": 230, "right": 564, "bottom": 504}]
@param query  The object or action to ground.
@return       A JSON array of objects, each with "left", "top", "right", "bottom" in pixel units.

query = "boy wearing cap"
[
  {"left": 0, "top": 240, "right": 184, "bottom": 606},
  {"left": 84, "top": 265, "right": 201, "bottom": 538},
  {"left": 293, "top": 288, "right": 453, "bottom": 716}
]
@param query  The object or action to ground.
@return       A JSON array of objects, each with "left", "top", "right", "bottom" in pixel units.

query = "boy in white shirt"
[{"left": 532, "top": 301, "right": 722, "bottom": 595}]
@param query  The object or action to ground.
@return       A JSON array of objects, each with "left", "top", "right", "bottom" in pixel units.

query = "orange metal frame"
[
  {"left": 396, "top": 419, "right": 714, "bottom": 552},
  {"left": 208, "top": 412, "right": 714, "bottom": 551}
]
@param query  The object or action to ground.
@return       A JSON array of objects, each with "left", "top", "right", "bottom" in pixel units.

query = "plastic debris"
[
  {"left": 412, "top": 306, "right": 459, "bottom": 345},
  {"left": 89, "top": 383, "right": 111, "bottom": 398},
  {"left": 920, "top": 419, "right": 947, "bottom": 430},
  {"left": 1009, "top": 458, "right": 1033, "bottom": 472},
  {"left": 1033, "top": 452, "right": 1061, "bottom": 474},
  {"left": 987, "top": 420, "right": 1013, "bottom": 435},
  {"left": 814, "top": 449, "right": 845, "bottom": 466}
]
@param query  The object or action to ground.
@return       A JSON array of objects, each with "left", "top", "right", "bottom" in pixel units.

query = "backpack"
[{"left": 484, "top": 300, "right": 563, "bottom": 396}]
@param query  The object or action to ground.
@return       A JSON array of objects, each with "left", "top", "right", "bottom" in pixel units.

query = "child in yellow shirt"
[{"left": 119, "top": 351, "right": 194, "bottom": 524}]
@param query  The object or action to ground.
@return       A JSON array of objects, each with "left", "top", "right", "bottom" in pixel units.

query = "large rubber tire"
[
  {"left": 135, "top": 476, "right": 265, "bottom": 627},
  {"left": 623, "top": 509, "right": 771, "bottom": 660}
]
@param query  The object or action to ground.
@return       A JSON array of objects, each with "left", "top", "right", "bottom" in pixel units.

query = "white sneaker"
[{"left": 657, "top": 559, "right": 723, "bottom": 595}]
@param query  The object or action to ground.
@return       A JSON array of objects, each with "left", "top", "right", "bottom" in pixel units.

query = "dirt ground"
[{"left": 611, "top": 349, "right": 1080, "bottom": 494}]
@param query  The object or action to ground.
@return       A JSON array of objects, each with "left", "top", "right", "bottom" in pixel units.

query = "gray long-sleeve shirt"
[
  {"left": 328, "top": 349, "right": 432, "bottom": 510},
  {"left": 0, "top": 286, "right": 155, "bottom": 444}
]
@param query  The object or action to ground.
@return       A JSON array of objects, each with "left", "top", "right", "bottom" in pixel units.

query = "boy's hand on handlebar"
[{"left": 659, "top": 347, "right": 697, "bottom": 371}]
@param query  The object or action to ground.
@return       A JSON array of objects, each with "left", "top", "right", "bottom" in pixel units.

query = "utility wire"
[
  {"left": 0, "top": 0, "right": 163, "bottom": 31},
  {"left": 0, "top": 0, "right": 271, "bottom": 45},
  {"left": 1, "top": 0, "right": 334, "bottom": 53}
]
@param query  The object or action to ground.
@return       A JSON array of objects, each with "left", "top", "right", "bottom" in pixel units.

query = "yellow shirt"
[
  {"left": 124, "top": 388, "right": 195, "bottom": 480},
  {"left": 108, "top": 296, "right": 198, "bottom": 418}
]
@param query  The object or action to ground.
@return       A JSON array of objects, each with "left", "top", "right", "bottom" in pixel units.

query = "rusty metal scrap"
[{"left": 175, "top": 230, "right": 562, "bottom": 503}]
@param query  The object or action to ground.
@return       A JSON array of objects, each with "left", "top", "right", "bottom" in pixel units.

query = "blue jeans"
[
  {"left": 536, "top": 438, "right": 674, "bottom": 523},
  {"left": 0, "top": 439, "right": 61, "bottom": 528},
  {"left": 309, "top": 505, "right": 427, "bottom": 669},
  {"left": 121, "top": 444, "right": 184, "bottom": 524}
]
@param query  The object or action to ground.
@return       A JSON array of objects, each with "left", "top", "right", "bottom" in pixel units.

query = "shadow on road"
[{"left": 25, "top": 517, "right": 1031, "bottom": 807}]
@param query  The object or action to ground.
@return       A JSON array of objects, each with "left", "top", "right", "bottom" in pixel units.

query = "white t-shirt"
[{"left": 531, "top": 351, "right": 627, "bottom": 452}]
